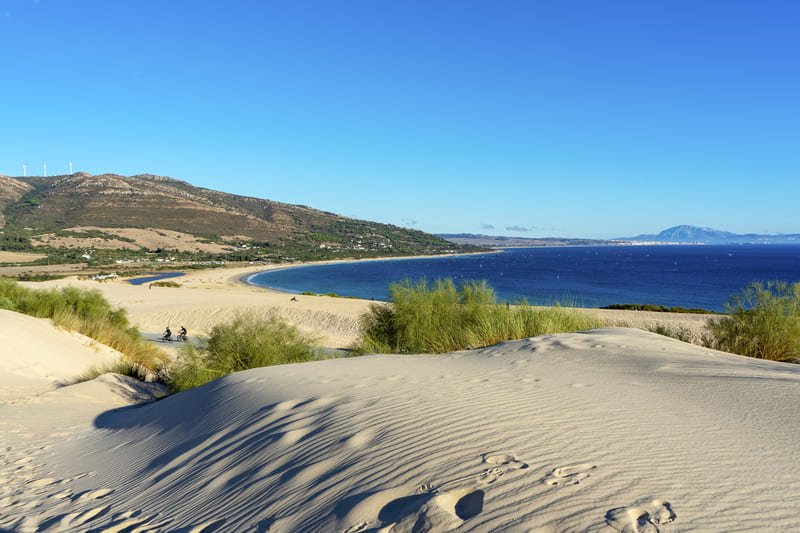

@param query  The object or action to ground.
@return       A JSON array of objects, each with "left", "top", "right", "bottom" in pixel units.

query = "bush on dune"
[
  {"left": 354, "top": 277, "right": 605, "bottom": 354},
  {"left": 0, "top": 277, "right": 166, "bottom": 372},
  {"left": 706, "top": 281, "right": 800, "bottom": 361},
  {"left": 167, "top": 314, "right": 321, "bottom": 392}
]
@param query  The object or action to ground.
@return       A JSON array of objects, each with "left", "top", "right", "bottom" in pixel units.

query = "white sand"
[
  {"left": 1, "top": 319, "right": 798, "bottom": 532},
  {"left": 3, "top": 267, "right": 797, "bottom": 531},
  {"left": 0, "top": 310, "right": 123, "bottom": 403},
  {"left": 22, "top": 265, "right": 376, "bottom": 349}
]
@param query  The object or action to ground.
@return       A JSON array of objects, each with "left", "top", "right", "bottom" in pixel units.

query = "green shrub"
[
  {"left": 353, "top": 278, "right": 605, "bottom": 354},
  {"left": 167, "top": 314, "right": 321, "bottom": 391},
  {"left": 706, "top": 281, "right": 800, "bottom": 361},
  {"left": 74, "top": 360, "right": 154, "bottom": 383},
  {"left": 0, "top": 277, "right": 167, "bottom": 371},
  {"left": 648, "top": 323, "right": 696, "bottom": 344},
  {"left": 603, "top": 303, "right": 715, "bottom": 314},
  {"left": 151, "top": 281, "right": 180, "bottom": 288}
]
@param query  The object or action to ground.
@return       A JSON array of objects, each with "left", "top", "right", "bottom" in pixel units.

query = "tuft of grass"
[
  {"left": 0, "top": 277, "right": 167, "bottom": 371},
  {"left": 648, "top": 323, "right": 696, "bottom": 344},
  {"left": 604, "top": 303, "right": 715, "bottom": 314},
  {"left": 150, "top": 281, "right": 180, "bottom": 288},
  {"left": 166, "top": 314, "right": 321, "bottom": 392},
  {"left": 706, "top": 281, "right": 800, "bottom": 361},
  {"left": 74, "top": 360, "right": 154, "bottom": 383},
  {"left": 353, "top": 278, "right": 605, "bottom": 354}
]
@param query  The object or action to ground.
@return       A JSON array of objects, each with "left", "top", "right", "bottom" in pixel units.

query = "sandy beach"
[
  {"left": 2, "top": 264, "right": 798, "bottom": 531},
  {"left": 17, "top": 262, "right": 713, "bottom": 350}
]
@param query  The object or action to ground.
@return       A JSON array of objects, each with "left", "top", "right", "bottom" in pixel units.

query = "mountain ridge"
[
  {"left": 624, "top": 225, "right": 800, "bottom": 244},
  {"left": 0, "top": 173, "right": 475, "bottom": 261},
  {"left": 440, "top": 225, "right": 800, "bottom": 247}
]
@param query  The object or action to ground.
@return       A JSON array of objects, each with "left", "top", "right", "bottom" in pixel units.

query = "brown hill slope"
[
  {"left": 1, "top": 173, "right": 467, "bottom": 257},
  {"left": 0, "top": 175, "right": 33, "bottom": 227}
]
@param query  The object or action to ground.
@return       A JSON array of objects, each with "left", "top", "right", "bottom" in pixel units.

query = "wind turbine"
[
  {"left": 43, "top": 164, "right": 46, "bottom": 177},
  {"left": 22, "top": 164, "right": 26, "bottom": 177},
  {"left": 69, "top": 161, "right": 72, "bottom": 175}
]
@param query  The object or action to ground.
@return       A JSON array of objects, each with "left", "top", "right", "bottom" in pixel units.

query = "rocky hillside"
[{"left": 0, "top": 173, "right": 473, "bottom": 259}]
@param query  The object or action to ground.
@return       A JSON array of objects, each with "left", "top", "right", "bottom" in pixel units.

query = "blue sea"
[{"left": 247, "top": 245, "right": 800, "bottom": 312}]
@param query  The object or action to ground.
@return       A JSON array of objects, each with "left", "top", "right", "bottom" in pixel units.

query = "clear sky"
[{"left": 1, "top": 1, "right": 798, "bottom": 239}]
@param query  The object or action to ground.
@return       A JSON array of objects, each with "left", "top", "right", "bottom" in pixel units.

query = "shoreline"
[
  {"left": 13, "top": 252, "right": 716, "bottom": 349},
  {"left": 234, "top": 250, "right": 498, "bottom": 293}
]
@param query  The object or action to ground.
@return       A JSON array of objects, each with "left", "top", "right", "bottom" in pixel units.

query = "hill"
[
  {"left": 0, "top": 173, "right": 477, "bottom": 263},
  {"left": 624, "top": 225, "right": 800, "bottom": 244}
]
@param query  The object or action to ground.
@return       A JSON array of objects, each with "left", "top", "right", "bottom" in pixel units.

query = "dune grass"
[
  {"left": 166, "top": 314, "right": 321, "bottom": 392},
  {"left": 0, "top": 277, "right": 167, "bottom": 371},
  {"left": 353, "top": 278, "right": 606, "bottom": 354},
  {"left": 706, "top": 281, "right": 800, "bottom": 361},
  {"left": 74, "top": 359, "right": 155, "bottom": 383},
  {"left": 150, "top": 280, "right": 181, "bottom": 288}
]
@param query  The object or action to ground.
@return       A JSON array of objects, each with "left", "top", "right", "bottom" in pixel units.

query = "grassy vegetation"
[
  {"left": 150, "top": 280, "right": 181, "bottom": 288},
  {"left": 0, "top": 277, "right": 167, "bottom": 371},
  {"left": 74, "top": 359, "right": 156, "bottom": 384},
  {"left": 298, "top": 291, "right": 359, "bottom": 299},
  {"left": 10, "top": 272, "right": 67, "bottom": 282},
  {"left": 647, "top": 323, "right": 708, "bottom": 345},
  {"left": 166, "top": 314, "right": 321, "bottom": 392},
  {"left": 353, "top": 278, "right": 606, "bottom": 354},
  {"left": 705, "top": 281, "right": 800, "bottom": 361},
  {"left": 603, "top": 303, "right": 716, "bottom": 314}
]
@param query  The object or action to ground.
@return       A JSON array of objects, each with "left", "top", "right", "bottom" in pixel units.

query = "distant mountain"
[
  {"left": 440, "top": 225, "right": 800, "bottom": 247},
  {"left": 624, "top": 225, "right": 800, "bottom": 244},
  {"left": 0, "top": 173, "right": 475, "bottom": 258}
]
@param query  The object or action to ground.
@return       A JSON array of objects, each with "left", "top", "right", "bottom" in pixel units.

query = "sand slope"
[
  {"left": 21, "top": 267, "right": 376, "bottom": 349},
  {"left": 0, "top": 310, "right": 124, "bottom": 403},
  {"left": 2, "top": 328, "right": 798, "bottom": 532}
]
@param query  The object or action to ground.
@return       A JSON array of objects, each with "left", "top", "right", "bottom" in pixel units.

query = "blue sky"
[{"left": 1, "top": 1, "right": 798, "bottom": 239}]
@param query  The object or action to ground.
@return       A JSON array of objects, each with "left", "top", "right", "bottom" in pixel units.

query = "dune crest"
[{"left": 1, "top": 327, "right": 798, "bottom": 531}]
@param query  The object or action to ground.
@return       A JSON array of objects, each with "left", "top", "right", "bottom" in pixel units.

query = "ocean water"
[{"left": 247, "top": 245, "right": 800, "bottom": 312}]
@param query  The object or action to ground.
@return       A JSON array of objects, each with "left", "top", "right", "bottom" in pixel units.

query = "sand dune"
[
  {"left": 2, "top": 326, "right": 798, "bottom": 532},
  {"left": 0, "top": 310, "right": 123, "bottom": 403},
  {"left": 21, "top": 265, "right": 375, "bottom": 349}
]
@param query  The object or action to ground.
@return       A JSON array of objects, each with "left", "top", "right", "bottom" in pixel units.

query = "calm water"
[{"left": 247, "top": 245, "right": 800, "bottom": 312}]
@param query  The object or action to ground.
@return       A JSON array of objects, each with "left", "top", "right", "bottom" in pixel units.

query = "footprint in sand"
[
  {"left": 544, "top": 463, "right": 596, "bottom": 486},
  {"left": 417, "top": 483, "right": 435, "bottom": 493},
  {"left": 648, "top": 500, "right": 676, "bottom": 525},
  {"left": 478, "top": 467, "right": 505, "bottom": 485},
  {"left": 339, "top": 480, "right": 487, "bottom": 533},
  {"left": 378, "top": 487, "right": 485, "bottom": 532},
  {"left": 606, "top": 500, "right": 676, "bottom": 532},
  {"left": 483, "top": 454, "right": 529, "bottom": 470}
]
